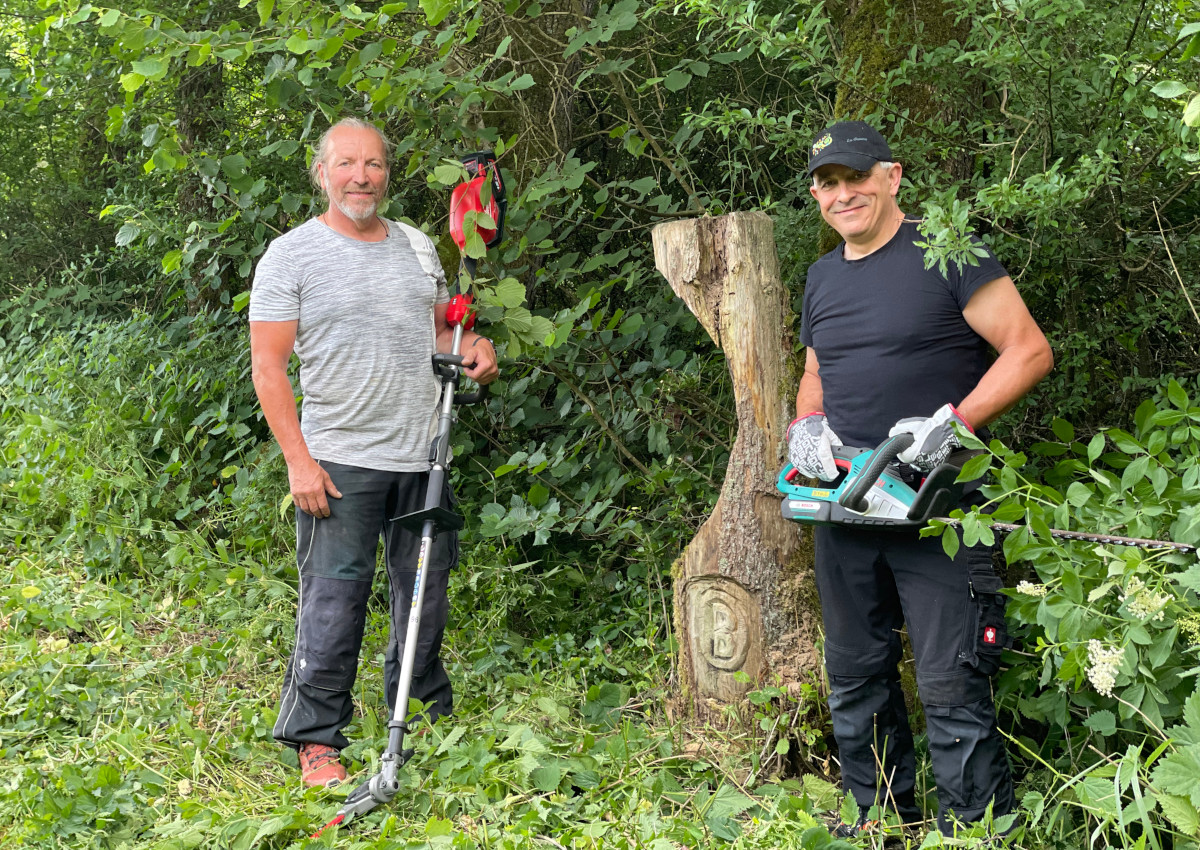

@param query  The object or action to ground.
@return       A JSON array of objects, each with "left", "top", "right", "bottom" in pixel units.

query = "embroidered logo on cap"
[
  {"left": 812, "top": 133, "right": 832, "bottom": 156},
  {"left": 983, "top": 626, "right": 997, "bottom": 645}
]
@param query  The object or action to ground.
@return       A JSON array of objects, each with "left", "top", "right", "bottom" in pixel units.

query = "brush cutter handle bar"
[
  {"left": 838, "top": 433, "right": 914, "bottom": 513},
  {"left": 431, "top": 353, "right": 490, "bottom": 405}
]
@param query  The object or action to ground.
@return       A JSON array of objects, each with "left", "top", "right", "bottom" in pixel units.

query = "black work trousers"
[
  {"left": 273, "top": 462, "right": 457, "bottom": 751},
  {"left": 814, "top": 522, "right": 1015, "bottom": 833}
]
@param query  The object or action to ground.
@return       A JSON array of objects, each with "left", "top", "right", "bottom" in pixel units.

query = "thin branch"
[
  {"left": 606, "top": 72, "right": 704, "bottom": 213},
  {"left": 1153, "top": 202, "right": 1200, "bottom": 333}
]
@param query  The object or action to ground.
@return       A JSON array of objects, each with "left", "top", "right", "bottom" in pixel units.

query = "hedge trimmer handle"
[{"left": 838, "top": 433, "right": 913, "bottom": 513}]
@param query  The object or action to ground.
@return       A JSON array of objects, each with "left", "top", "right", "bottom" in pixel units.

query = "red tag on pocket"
[{"left": 984, "top": 626, "right": 997, "bottom": 645}]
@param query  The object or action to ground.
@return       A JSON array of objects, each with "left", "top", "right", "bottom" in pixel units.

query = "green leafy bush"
[{"left": 932, "top": 378, "right": 1200, "bottom": 845}]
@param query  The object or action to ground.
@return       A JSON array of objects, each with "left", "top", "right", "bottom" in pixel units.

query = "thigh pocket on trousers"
[{"left": 958, "top": 568, "right": 1011, "bottom": 676}]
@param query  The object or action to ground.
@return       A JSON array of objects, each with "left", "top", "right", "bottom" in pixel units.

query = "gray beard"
[{"left": 330, "top": 194, "right": 379, "bottom": 223}]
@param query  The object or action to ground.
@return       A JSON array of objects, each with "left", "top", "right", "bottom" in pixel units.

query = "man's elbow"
[
  {"left": 1036, "top": 337, "right": 1054, "bottom": 380},
  {"left": 251, "top": 358, "right": 285, "bottom": 394}
]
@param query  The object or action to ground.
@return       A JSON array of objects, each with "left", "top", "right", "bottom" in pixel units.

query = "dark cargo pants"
[
  {"left": 814, "top": 521, "right": 1015, "bottom": 833},
  {"left": 273, "top": 461, "right": 457, "bottom": 751}
]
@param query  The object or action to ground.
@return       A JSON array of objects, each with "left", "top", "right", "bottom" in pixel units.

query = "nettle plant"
[{"left": 931, "top": 379, "right": 1200, "bottom": 841}]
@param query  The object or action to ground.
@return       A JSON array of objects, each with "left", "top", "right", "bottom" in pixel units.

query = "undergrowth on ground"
[{"left": 6, "top": 315, "right": 1200, "bottom": 850}]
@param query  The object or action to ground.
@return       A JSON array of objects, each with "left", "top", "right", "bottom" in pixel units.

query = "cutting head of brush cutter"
[{"left": 449, "top": 152, "right": 506, "bottom": 252}]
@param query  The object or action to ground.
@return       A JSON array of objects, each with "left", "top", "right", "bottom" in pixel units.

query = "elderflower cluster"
[
  {"left": 1016, "top": 580, "right": 1048, "bottom": 597},
  {"left": 1086, "top": 640, "right": 1124, "bottom": 698},
  {"left": 1120, "top": 576, "right": 1171, "bottom": 622},
  {"left": 1178, "top": 614, "right": 1200, "bottom": 647}
]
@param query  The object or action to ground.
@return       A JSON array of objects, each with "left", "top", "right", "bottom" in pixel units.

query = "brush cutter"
[
  {"left": 312, "top": 153, "right": 506, "bottom": 839},
  {"left": 778, "top": 433, "right": 1198, "bottom": 552}
]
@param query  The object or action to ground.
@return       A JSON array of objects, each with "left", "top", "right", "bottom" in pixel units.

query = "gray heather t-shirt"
[{"left": 249, "top": 218, "right": 450, "bottom": 472}]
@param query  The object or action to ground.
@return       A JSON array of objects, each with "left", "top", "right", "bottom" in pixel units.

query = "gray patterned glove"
[
  {"left": 786, "top": 413, "right": 843, "bottom": 481},
  {"left": 888, "top": 403, "right": 973, "bottom": 472}
]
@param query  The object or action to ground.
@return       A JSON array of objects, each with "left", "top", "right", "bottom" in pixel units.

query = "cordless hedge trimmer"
[
  {"left": 777, "top": 433, "right": 1197, "bottom": 553},
  {"left": 312, "top": 152, "right": 507, "bottom": 839}
]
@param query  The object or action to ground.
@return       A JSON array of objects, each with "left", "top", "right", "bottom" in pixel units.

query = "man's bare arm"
[
  {"left": 795, "top": 347, "right": 825, "bottom": 417},
  {"left": 249, "top": 320, "right": 341, "bottom": 517},
  {"left": 433, "top": 301, "right": 500, "bottom": 385},
  {"left": 957, "top": 276, "right": 1054, "bottom": 428}
]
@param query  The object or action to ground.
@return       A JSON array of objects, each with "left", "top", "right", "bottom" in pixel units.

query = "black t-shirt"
[{"left": 799, "top": 220, "right": 1008, "bottom": 448}]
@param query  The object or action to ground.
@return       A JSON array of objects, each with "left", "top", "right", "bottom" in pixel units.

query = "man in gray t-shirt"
[{"left": 249, "top": 118, "right": 498, "bottom": 788}]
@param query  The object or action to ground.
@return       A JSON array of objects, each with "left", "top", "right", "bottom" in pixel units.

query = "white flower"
[
  {"left": 1086, "top": 640, "right": 1123, "bottom": 698},
  {"left": 1119, "top": 576, "right": 1171, "bottom": 622},
  {"left": 1016, "top": 581, "right": 1048, "bottom": 597}
]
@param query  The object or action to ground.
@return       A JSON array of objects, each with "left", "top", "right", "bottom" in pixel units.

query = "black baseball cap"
[{"left": 807, "top": 120, "right": 892, "bottom": 175}]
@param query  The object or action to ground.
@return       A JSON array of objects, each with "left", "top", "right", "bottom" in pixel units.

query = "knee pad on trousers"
[
  {"left": 294, "top": 576, "right": 372, "bottom": 691},
  {"left": 916, "top": 667, "right": 993, "bottom": 707},
  {"left": 925, "top": 697, "right": 1015, "bottom": 824},
  {"left": 824, "top": 636, "right": 903, "bottom": 680}
]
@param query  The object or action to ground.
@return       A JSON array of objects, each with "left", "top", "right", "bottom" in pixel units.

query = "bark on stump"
[{"left": 652, "top": 212, "right": 819, "bottom": 717}]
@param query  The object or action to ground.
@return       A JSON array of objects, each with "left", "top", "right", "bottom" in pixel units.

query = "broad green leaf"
[
  {"left": 1151, "top": 745, "right": 1200, "bottom": 807},
  {"left": 115, "top": 223, "right": 140, "bottom": 247},
  {"left": 358, "top": 41, "right": 383, "bottom": 65},
  {"left": 161, "top": 249, "right": 183, "bottom": 273},
  {"left": 1183, "top": 33, "right": 1200, "bottom": 63},
  {"left": 1084, "top": 709, "right": 1116, "bottom": 736},
  {"left": 1185, "top": 94, "right": 1200, "bottom": 128},
  {"left": 1066, "top": 482, "right": 1093, "bottom": 507},
  {"left": 1157, "top": 794, "right": 1200, "bottom": 838},
  {"left": 1168, "top": 380, "right": 1190, "bottom": 410},
  {"left": 432, "top": 163, "right": 463, "bottom": 185},
  {"left": 119, "top": 72, "right": 145, "bottom": 92},
  {"left": 98, "top": 8, "right": 119, "bottom": 26},
  {"left": 956, "top": 452, "right": 992, "bottom": 482},
  {"left": 1051, "top": 418, "right": 1075, "bottom": 442},
  {"left": 942, "top": 527, "right": 960, "bottom": 559},
  {"left": 530, "top": 762, "right": 561, "bottom": 792},
  {"left": 420, "top": 0, "right": 453, "bottom": 25},
  {"left": 1174, "top": 564, "right": 1200, "bottom": 594},
  {"left": 664, "top": 70, "right": 692, "bottom": 92},
  {"left": 131, "top": 57, "right": 167, "bottom": 78},
  {"left": 221, "top": 154, "right": 249, "bottom": 179},
  {"left": 1087, "top": 432, "right": 1105, "bottom": 463},
  {"left": 618, "top": 313, "right": 643, "bottom": 335},
  {"left": 1107, "top": 428, "right": 1142, "bottom": 453},
  {"left": 257, "top": 0, "right": 274, "bottom": 24},
  {"left": 1121, "top": 455, "right": 1149, "bottom": 489},
  {"left": 1151, "top": 80, "right": 1190, "bottom": 99},
  {"left": 285, "top": 32, "right": 312, "bottom": 54},
  {"left": 494, "top": 279, "right": 526, "bottom": 309}
]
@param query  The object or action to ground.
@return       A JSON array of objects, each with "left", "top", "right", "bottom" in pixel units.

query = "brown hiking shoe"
[{"left": 298, "top": 743, "right": 347, "bottom": 788}]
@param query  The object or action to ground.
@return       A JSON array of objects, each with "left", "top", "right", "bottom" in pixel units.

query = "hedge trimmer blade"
[
  {"left": 935, "top": 518, "right": 1198, "bottom": 553},
  {"left": 778, "top": 438, "right": 1198, "bottom": 553}
]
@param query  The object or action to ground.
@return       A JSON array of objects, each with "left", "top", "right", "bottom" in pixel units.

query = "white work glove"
[
  {"left": 786, "top": 412, "right": 843, "bottom": 481},
  {"left": 888, "top": 403, "right": 973, "bottom": 472}
]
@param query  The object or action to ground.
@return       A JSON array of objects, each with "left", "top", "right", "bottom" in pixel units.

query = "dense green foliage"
[{"left": 2, "top": 0, "right": 1200, "bottom": 847}]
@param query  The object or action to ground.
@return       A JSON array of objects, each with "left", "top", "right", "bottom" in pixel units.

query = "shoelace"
[{"left": 301, "top": 745, "right": 339, "bottom": 771}]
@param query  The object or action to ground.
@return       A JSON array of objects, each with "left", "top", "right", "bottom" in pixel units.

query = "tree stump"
[{"left": 652, "top": 212, "right": 820, "bottom": 716}]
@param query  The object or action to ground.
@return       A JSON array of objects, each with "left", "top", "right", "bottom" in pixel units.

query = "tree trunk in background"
[
  {"left": 177, "top": 61, "right": 226, "bottom": 312},
  {"left": 819, "top": 0, "right": 971, "bottom": 254},
  {"left": 652, "top": 212, "right": 819, "bottom": 718}
]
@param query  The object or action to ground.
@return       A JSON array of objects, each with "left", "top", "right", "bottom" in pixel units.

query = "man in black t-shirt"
[{"left": 787, "top": 121, "right": 1053, "bottom": 837}]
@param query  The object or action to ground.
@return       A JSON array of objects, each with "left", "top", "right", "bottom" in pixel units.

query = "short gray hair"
[
  {"left": 309, "top": 117, "right": 393, "bottom": 197},
  {"left": 812, "top": 159, "right": 896, "bottom": 188}
]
